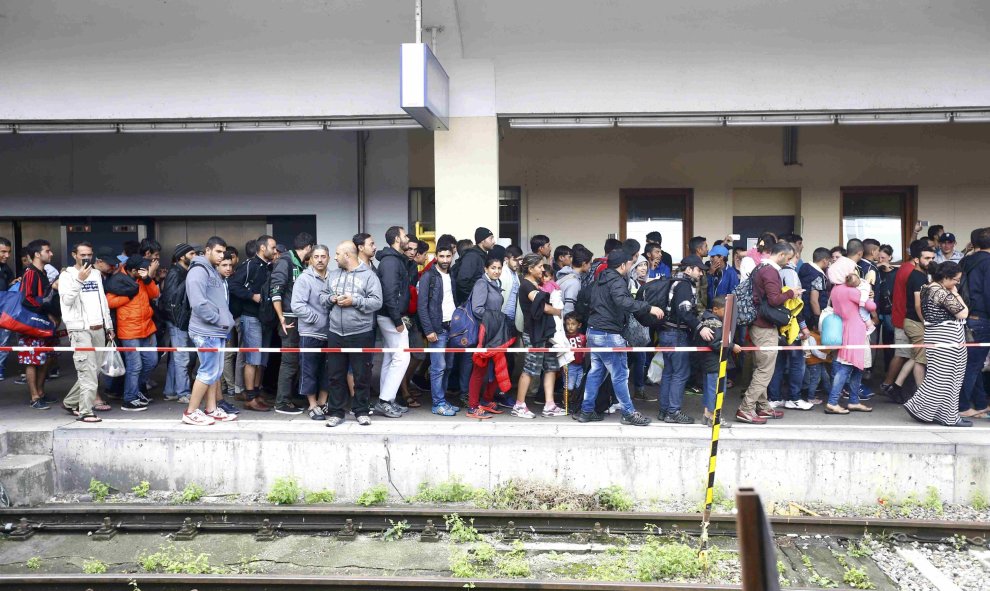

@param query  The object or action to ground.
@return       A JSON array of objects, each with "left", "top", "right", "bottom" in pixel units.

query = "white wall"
[{"left": 364, "top": 131, "right": 412, "bottom": 244}]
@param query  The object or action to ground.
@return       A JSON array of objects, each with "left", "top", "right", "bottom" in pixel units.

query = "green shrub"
[
  {"left": 266, "top": 476, "right": 303, "bottom": 505},
  {"left": 178, "top": 483, "right": 205, "bottom": 503},
  {"left": 635, "top": 539, "right": 703, "bottom": 581},
  {"left": 88, "top": 478, "right": 111, "bottom": 503},
  {"left": 139, "top": 544, "right": 219, "bottom": 574},
  {"left": 445, "top": 513, "right": 481, "bottom": 543},
  {"left": 496, "top": 540, "right": 531, "bottom": 578},
  {"left": 922, "top": 487, "right": 944, "bottom": 515},
  {"left": 132, "top": 481, "right": 150, "bottom": 498},
  {"left": 26, "top": 557, "right": 41, "bottom": 570},
  {"left": 304, "top": 489, "right": 337, "bottom": 504},
  {"left": 595, "top": 485, "right": 634, "bottom": 511},
  {"left": 383, "top": 519, "right": 410, "bottom": 541},
  {"left": 843, "top": 566, "right": 876, "bottom": 590},
  {"left": 414, "top": 476, "right": 482, "bottom": 503},
  {"left": 82, "top": 558, "right": 108, "bottom": 574},
  {"left": 356, "top": 484, "right": 388, "bottom": 506},
  {"left": 972, "top": 489, "right": 989, "bottom": 511}
]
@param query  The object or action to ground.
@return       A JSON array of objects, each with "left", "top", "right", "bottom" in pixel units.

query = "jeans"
[
  {"left": 326, "top": 330, "right": 375, "bottom": 418},
  {"left": 803, "top": 363, "right": 831, "bottom": 397},
  {"left": 428, "top": 330, "right": 455, "bottom": 407},
  {"left": 564, "top": 363, "right": 584, "bottom": 392},
  {"left": 164, "top": 322, "right": 192, "bottom": 397},
  {"left": 376, "top": 316, "right": 410, "bottom": 403},
  {"left": 0, "top": 328, "right": 11, "bottom": 376},
  {"left": 828, "top": 362, "right": 862, "bottom": 406},
  {"left": 769, "top": 349, "right": 806, "bottom": 402},
  {"left": 702, "top": 371, "right": 719, "bottom": 413},
  {"left": 121, "top": 334, "right": 158, "bottom": 403},
  {"left": 658, "top": 329, "right": 690, "bottom": 415},
  {"left": 299, "top": 335, "right": 329, "bottom": 396},
  {"left": 238, "top": 315, "right": 270, "bottom": 366},
  {"left": 276, "top": 322, "right": 300, "bottom": 406},
  {"left": 961, "top": 318, "right": 990, "bottom": 411},
  {"left": 580, "top": 329, "right": 635, "bottom": 416},
  {"left": 630, "top": 351, "right": 647, "bottom": 389},
  {"left": 190, "top": 334, "right": 224, "bottom": 385}
]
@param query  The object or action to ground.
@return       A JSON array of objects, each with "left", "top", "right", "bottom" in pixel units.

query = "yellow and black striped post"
[{"left": 699, "top": 294, "right": 736, "bottom": 564}]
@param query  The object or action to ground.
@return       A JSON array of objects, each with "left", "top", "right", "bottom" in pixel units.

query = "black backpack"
[
  {"left": 633, "top": 276, "right": 681, "bottom": 327},
  {"left": 257, "top": 271, "right": 277, "bottom": 326},
  {"left": 169, "top": 262, "right": 208, "bottom": 332},
  {"left": 574, "top": 280, "right": 594, "bottom": 325}
]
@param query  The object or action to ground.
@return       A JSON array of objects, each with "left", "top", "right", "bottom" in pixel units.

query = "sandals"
[
  {"left": 76, "top": 413, "right": 102, "bottom": 423},
  {"left": 824, "top": 404, "right": 850, "bottom": 415},
  {"left": 961, "top": 408, "right": 989, "bottom": 418},
  {"left": 61, "top": 403, "right": 79, "bottom": 416},
  {"left": 93, "top": 403, "right": 112, "bottom": 412},
  {"left": 847, "top": 403, "right": 873, "bottom": 413},
  {"left": 405, "top": 397, "right": 422, "bottom": 408}
]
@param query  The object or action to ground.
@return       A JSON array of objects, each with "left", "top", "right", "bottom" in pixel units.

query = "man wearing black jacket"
[
  {"left": 577, "top": 249, "right": 662, "bottom": 426},
  {"left": 658, "top": 256, "right": 713, "bottom": 424},
  {"left": 162, "top": 243, "right": 196, "bottom": 403},
  {"left": 374, "top": 225, "right": 411, "bottom": 417},
  {"left": 270, "top": 232, "right": 314, "bottom": 415},
  {"left": 960, "top": 227, "right": 990, "bottom": 416},
  {"left": 453, "top": 227, "right": 495, "bottom": 305},
  {"left": 230, "top": 234, "right": 276, "bottom": 411}
]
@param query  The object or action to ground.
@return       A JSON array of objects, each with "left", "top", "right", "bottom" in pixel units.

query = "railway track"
[{"left": 2, "top": 504, "right": 987, "bottom": 543}]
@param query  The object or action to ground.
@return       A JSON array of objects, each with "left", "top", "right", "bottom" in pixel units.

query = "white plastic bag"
[
  {"left": 646, "top": 351, "right": 665, "bottom": 384},
  {"left": 100, "top": 346, "right": 126, "bottom": 377}
]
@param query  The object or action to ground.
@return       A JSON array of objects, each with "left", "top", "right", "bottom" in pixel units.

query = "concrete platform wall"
[{"left": 49, "top": 422, "right": 990, "bottom": 505}]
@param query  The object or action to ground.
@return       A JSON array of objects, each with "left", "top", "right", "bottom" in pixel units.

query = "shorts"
[
  {"left": 238, "top": 315, "right": 270, "bottom": 366},
  {"left": 902, "top": 319, "right": 927, "bottom": 365},
  {"left": 17, "top": 336, "right": 52, "bottom": 366},
  {"left": 894, "top": 328, "right": 911, "bottom": 359},
  {"left": 191, "top": 334, "right": 224, "bottom": 385},
  {"left": 521, "top": 332, "right": 558, "bottom": 377}
]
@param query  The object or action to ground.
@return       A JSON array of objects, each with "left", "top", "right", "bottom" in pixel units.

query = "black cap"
[
  {"left": 606, "top": 248, "right": 633, "bottom": 269},
  {"left": 474, "top": 227, "right": 494, "bottom": 244},
  {"left": 173, "top": 242, "right": 194, "bottom": 261},
  {"left": 680, "top": 255, "right": 709, "bottom": 270},
  {"left": 125, "top": 255, "right": 146, "bottom": 271},
  {"left": 939, "top": 232, "right": 956, "bottom": 243}
]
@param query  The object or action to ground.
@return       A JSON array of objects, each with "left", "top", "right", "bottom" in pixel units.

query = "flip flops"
[
  {"left": 76, "top": 413, "right": 102, "bottom": 423},
  {"left": 824, "top": 404, "right": 850, "bottom": 415},
  {"left": 61, "top": 403, "right": 79, "bottom": 416}
]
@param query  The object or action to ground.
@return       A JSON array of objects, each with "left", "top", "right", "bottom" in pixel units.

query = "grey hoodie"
[
  {"left": 555, "top": 266, "right": 583, "bottom": 317},
  {"left": 470, "top": 275, "right": 504, "bottom": 319},
  {"left": 320, "top": 262, "right": 383, "bottom": 337},
  {"left": 185, "top": 255, "right": 234, "bottom": 339},
  {"left": 291, "top": 266, "right": 330, "bottom": 340}
]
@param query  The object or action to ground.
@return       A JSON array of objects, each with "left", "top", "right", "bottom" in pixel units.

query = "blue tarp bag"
[{"left": 0, "top": 291, "right": 56, "bottom": 339}]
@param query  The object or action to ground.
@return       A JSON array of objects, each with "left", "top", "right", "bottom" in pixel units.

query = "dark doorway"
[{"left": 732, "top": 216, "right": 796, "bottom": 250}]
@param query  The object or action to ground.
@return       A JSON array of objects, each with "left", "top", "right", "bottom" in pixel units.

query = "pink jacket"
[{"left": 831, "top": 284, "right": 876, "bottom": 370}]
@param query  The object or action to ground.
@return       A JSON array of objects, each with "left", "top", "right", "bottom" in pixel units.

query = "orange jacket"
[{"left": 106, "top": 269, "right": 160, "bottom": 340}]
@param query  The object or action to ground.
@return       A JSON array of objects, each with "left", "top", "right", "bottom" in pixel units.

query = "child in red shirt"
[{"left": 562, "top": 312, "right": 587, "bottom": 393}]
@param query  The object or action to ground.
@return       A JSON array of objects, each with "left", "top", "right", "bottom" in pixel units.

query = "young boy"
[
  {"left": 694, "top": 296, "right": 740, "bottom": 427},
  {"left": 803, "top": 328, "right": 832, "bottom": 404},
  {"left": 562, "top": 312, "right": 587, "bottom": 396}
]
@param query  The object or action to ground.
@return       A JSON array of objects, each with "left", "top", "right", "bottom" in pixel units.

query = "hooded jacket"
[
  {"left": 160, "top": 263, "right": 189, "bottom": 325},
  {"left": 693, "top": 310, "right": 725, "bottom": 374},
  {"left": 555, "top": 266, "right": 583, "bottom": 317},
  {"left": 59, "top": 266, "right": 113, "bottom": 332},
  {"left": 961, "top": 250, "right": 990, "bottom": 318},
  {"left": 375, "top": 247, "right": 410, "bottom": 327},
  {"left": 270, "top": 249, "right": 306, "bottom": 318},
  {"left": 322, "top": 262, "right": 383, "bottom": 337},
  {"left": 229, "top": 256, "right": 270, "bottom": 318},
  {"left": 587, "top": 267, "right": 652, "bottom": 334},
  {"left": 106, "top": 268, "right": 160, "bottom": 340},
  {"left": 453, "top": 246, "right": 486, "bottom": 305},
  {"left": 291, "top": 266, "right": 330, "bottom": 340},
  {"left": 663, "top": 274, "right": 702, "bottom": 333},
  {"left": 470, "top": 275, "right": 504, "bottom": 320},
  {"left": 185, "top": 256, "right": 234, "bottom": 339}
]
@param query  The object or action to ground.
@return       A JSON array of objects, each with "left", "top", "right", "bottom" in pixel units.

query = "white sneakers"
[
  {"left": 768, "top": 400, "right": 784, "bottom": 409},
  {"left": 208, "top": 407, "right": 238, "bottom": 422},
  {"left": 784, "top": 399, "right": 815, "bottom": 411},
  {"left": 182, "top": 407, "right": 238, "bottom": 426}
]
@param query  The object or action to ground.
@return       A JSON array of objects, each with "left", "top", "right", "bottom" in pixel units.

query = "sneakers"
[
  {"left": 275, "top": 403, "right": 304, "bottom": 415},
  {"left": 756, "top": 407, "right": 785, "bottom": 419},
  {"left": 606, "top": 403, "right": 623, "bottom": 415},
  {"left": 784, "top": 399, "right": 815, "bottom": 411},
  {"left": 29, "top": 399, "right": 51, "bottom": 410},
  {"left": 326, "top": 416, "right": 345, "bottom": 427},
  {"left": 542, "top": 404, "right": 567, "bottom": 417},
  {"left": 633, "top": 388, "right": 658, "bottom": 402},
  {"left": 182, "top": 409, "right": 215, "bottom": 426},
  {"left": 40, "top": 394, "right": 59, "bottom": 404},
  {"left": 309, "top": 407, "right": 326, "bottom": 421},
  {"left": 137, "top": 392, "right": 152, "bottom": 405},
  {"left": 48, "top": 368, "right": 60, "bottom": 380},
  {"left": 768, "top": 400, "right": 784, "bottom": 409},
  {"left": 735, "top": 409, "right": 768, "bottom": 424},
  {"left": 621, "top": 411, "right": 651, "bottom": 426},
  {"left": 207, "top": 407, "right": 237, "bottom": 422},
  {"left": 686, "top": 383, "right": 703, "bottom": 394},
  {"left": 163, "top": 393, "right": 180, "bottom": 401},
  {"left": 121, "top": 399, "right": 149, "bottom": 412},
  {"left": 466, "top": 407, "right": 493, "bottom": 420},
  {"left": 393, "top": 399, "right": 410, "bottom": 414},
  {"left": 703, "top": 415, "right": 731, "bottom": 429},
  {"left": 577, "top": 410, "right": 605, "bottom": 423},
  {"left": 243, "top": 398, "right": 271, "bottom": 412},
  {"left": 373, "top": 401, "right": 403, "bottom": 418},
  {"left": 511, "top": 404, "right": 536, "bottom": 419},
  {"left": 356, "top": 415, "right": 371, "bottom": 426},
  {"left": 217, "top": 400, "right": 240, "bottom": 415},
  {"left": 493, "top": 393, "right": 515, "bottom": 410},
  {"left": 14, "top": 374, "right": 27, "bottom": 385},
  {"left": 177, "top": 395, "right": 191, "bottom": 404},
  {"left": 432, "top": 403, "right": 458, "bottom": 416},
  {"left": 663, "top": 411, "right": 694, "bottom": 424}
]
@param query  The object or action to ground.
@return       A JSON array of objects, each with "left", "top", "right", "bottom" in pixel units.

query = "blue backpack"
[{"left": 448, "top": 291, "right": 480, "bottom": 347}]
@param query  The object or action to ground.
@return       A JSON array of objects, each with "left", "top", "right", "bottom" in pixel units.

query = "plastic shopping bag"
[
  {"left": 100, "top": 345, "right": 126, "bottom": 377},
  {"left": 646, "top": 351, "right": 665, "bottom": 384}
]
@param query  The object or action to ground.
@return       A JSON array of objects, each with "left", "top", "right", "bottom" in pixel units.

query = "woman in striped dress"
[{"left": 904, "top": 262, "right": 971, "bottom": 427}]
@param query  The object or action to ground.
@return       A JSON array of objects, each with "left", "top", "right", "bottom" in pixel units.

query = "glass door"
[
  {"left": 841, "top": 187, "right": 917, "bottom": 261},
  {"left": 620, "top": 189, "right": 692, "bottom": 262}
]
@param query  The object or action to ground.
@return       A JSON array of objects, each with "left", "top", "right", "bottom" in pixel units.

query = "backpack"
[
  {"left": 732, "top": 263, "right": 769, "bottom": 326},
  {"left": 633, "top": 276, "right": 681, "bottom": 327},
  {"left": 448, "top": 291, "right": 480, "bottom": 347},
  {"left": 573, "top": 281, "right": 594, "bottom": 325},
  {"left": 168, "top": 262, "right": 207, "bottom": 332},
  {"left": 251, "top": 264, "right": 277, "bottom": 326}
]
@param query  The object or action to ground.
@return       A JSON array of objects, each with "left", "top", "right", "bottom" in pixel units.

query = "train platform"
[{"left": 0, "top": 358, "right": 988, "bottom": 508}]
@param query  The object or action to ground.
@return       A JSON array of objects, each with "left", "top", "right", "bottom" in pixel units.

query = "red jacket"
[
  {"left": 891, "top": 262, "right": 915, "bottom": 329},
  {"left": 751, "top": 263, "right": 790, "bottom": 329}
]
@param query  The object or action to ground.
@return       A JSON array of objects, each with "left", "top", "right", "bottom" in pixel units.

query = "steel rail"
[{"left": 2, "top": 505, "right": 986, "bottom": 542}]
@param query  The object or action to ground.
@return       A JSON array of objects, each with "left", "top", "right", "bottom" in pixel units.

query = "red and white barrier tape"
[{"left": 1, "top": 343, "right": 988, "bottom": 354}]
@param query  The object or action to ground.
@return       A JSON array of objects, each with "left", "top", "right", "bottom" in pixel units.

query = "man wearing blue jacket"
[{"left": 417, "top": 242, "right": 460, "bottom": 416}]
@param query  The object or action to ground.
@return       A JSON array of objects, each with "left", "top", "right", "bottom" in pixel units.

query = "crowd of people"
[{"left": 0, "top": 220, "right": 985, "bottom": 428}]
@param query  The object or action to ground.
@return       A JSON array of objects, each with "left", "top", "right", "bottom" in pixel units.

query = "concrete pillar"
[{"left": 434, "top": 116, "right": 499, "bottom": 243}]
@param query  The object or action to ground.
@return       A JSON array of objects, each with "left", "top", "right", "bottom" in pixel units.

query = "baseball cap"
[
  {"left": 709, "top": 245, "right": 730, "bottom": 258},
  {"left": 125, "top": 255, "right": 146, "bottom": 271},
  {"left": 680, "top": 255, "right": 709, "bottom": 270},
  {"left": 939, "top": 233, "right": 956, "bottom": 243},
  {"left": 606, "top": 248, "right": 633, "bottom": 269}
]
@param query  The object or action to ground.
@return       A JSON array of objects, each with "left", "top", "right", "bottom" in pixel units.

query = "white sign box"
[{"left": 400, "top": 43, "right": 449, "bottom": 131}]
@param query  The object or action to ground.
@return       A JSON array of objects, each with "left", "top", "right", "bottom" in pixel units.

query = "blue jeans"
[
  {"left": 238, "top": 315, "right": 270, "bottom": 366},
  {"left": 658, "top": 329, "right": 690, "bottom": 415},
  {"left": 122, "top": 335, "right": 158, "bottom": 403},
  {"left": 581, "top": 329, "right": 635, "bottom": 416},
  {"left": 803, "top": 363, "right": 831, "bottom": 397},
  {"left": 702, "top": 371, "right": 719, "bottom": 413},
  {"left": 428, "top": 330, "right": 455, "bottom": 407},
  {"left": 0, "top": 328, "right": 11, "bottom": 376},
  {"left": 769, "top": 349, "right": 806, "bottom": 402},
  {"left": 961, "top": 318, "right": 990, "bottom": 411},
  {"left": 164, "top": 322, "right": 192, "bottom": 397},
  {"left": 190, "top": 334, "right": 224, "bottom": 386},
  {"left": 630, "top": 351, "right": 647, "bottom": 389},
  {"left": 828, "top": 362, "right": 862, "bottom": 406},
  {"left": 564, "top": 363, "right": 584, "bottom": 391}
]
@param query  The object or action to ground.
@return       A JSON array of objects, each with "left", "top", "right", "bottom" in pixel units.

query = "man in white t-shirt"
[
  {"left": 60, "top": 242, "right": 115, "bottom": 421},
  {"left": 417, "top": 241, "right": 459, "bottom": 416}
]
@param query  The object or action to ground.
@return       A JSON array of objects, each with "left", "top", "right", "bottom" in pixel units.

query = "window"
[
  {"left": 408, "top": 187, "right": 436, "bottom": 233},
  {"left": 499, "top": 187, "right": 521, "bottom": 247},
  {"left": 841, "top": 187, "right": 917, "bottom": 261},
  {"left": 620, "top": 189, "right": 693, "bottom": 262}
]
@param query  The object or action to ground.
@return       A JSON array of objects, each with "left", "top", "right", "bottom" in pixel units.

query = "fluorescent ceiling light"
[
  {"left": 616, "top": 116, "right": 723, "bottom": 128},
  {"left": 724, "top": 114, "right": 834, "bottom": 126},
  {"left": 15, "top": 123, "right": 118, "bottom": 134},
  {"left": 119, "top": 122, "right": 221, "bottom": 133},
  {"left": 0, "top": 125, "right": 14, "bottom": 134},
  {"left": 953, "top": 111, "right": 990, "bottom": 123},
  {"left": 224, "top": 121, "right": 325, "bottom": 132},
  {"left": 508, "top": 117, "right": 615, "bottom": 129},
  {"left": 327, "top": 119, "right": 421, "bottom": 131},
  {"left": 838, "top": 113, "right": 950, "bottom": 125}
]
